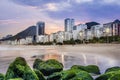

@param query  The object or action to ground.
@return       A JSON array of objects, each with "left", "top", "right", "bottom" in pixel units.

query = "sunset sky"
[{"left": 0, "top": 0, "right": 120, "bottom": 38}]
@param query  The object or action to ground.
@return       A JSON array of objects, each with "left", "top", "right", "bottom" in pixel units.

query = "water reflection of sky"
[{"left": 0, "top": 45, "right": 119, "bottom": 74}]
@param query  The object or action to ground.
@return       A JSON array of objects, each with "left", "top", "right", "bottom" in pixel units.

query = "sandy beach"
[{"left": 0, "top": 44, "right": 120, "bottom": 74}]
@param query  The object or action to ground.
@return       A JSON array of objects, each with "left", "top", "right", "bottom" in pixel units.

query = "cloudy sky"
[{"left": 0, "top": 0, "right": 120, "bottom": 38}]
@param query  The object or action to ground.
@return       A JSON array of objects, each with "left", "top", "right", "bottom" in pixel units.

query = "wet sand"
[{"left": 0, "top": 44, "right": 120, "bottom": 74}]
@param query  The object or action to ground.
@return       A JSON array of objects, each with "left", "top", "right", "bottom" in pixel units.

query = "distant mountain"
[
  {"left": 14, "top": 25, "right": 36, "bottom": 39},
  {"left": 1, "top": 26, "right": 37, "bottom": 41},
  {"left": 113, "top": 19, "right": 120, "bottom": 23},
  {"left": 85, "top": 22, "right": 100, "bottom": 29}
]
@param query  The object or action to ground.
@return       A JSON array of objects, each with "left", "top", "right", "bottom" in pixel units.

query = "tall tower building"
[
  {"left": 36, "top": 21, "right": 45, "bottom": 36},
  {"left": 65, "top": 18, "right": 75, "bottom": 32}
]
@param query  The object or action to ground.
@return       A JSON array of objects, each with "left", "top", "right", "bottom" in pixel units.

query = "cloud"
[
  {"left": 74, "top": 0, "right": 93, "bottom": 3},
  {"left": 0, "top": 19, "right": 20, "bottom": 24},
  {"left": 94, "top": 0, "right": 120, "bottom": 6},
  {"left": 103, "top": 0, "right": 120, "bottom": 3},
  {"left": 43, "top": 2, "right": 71, "bottom": 12},
  {"left": 0, "top": 0, "right": 64, "bottom": 37}
]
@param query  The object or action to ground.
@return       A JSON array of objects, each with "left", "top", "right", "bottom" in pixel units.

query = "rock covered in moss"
[
  {"left": 95, "top": 71, "right": 120, "bottom": 80},
  {"left": 108, "top": 73, "right": 120, "bottom": 80},
  {"left": 33, "top": 59, "right": 63, "bottom": 76},
  {"left": 33, "top": 59, "right": 43, "bottom": 69},
  {"left": 71, "top": 65, "right": 100, "bottom": 74},
  {"left": 105, "top": 66, "right": 120, "bottom": 73},
  {"left": 9, "top": 78, "right": 23, "bottom": 80},
  {"left": 5, "top": 57, "right": 39, "bottom": 80},
  {"left": 34, "top": 69, "right": 46, "bottom": 80},
  {"left": 0, "top": 73, "right": 4, "bottom": 80},
  {"left": 47, "top": 69, "right": 93, "bottom": 80}
]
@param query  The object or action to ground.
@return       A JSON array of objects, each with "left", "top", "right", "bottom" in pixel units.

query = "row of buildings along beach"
[{"left": 1, "top": 19, "right": 120, "bottom": 45}]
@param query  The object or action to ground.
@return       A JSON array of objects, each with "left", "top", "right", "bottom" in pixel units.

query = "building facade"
[
  {"left": 65, "top": 18, "right": 75, "bottom": 32},
  {"left": 72, "top": 24, "right": 87, "bottom": 40},
  {"left": 36, "top": 22, "right": 45, "bottom": 36},
  {"left": 103, "top": 19, "right": 120, "bottom": 37},
  {"left": 91, "top": 25, "right": 104, "bottom": 38}
]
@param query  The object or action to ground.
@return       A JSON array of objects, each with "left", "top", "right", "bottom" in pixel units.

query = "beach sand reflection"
[{"left": 32, "top": 53, "right": 119, "bottom": 73}]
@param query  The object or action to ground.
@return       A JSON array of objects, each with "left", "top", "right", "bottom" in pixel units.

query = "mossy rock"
[
  {"left": 33, "top": 59, "right": 63, "bottom": 76},
  {"left": 47, "top": 69, "right": 93, "bottom": 80},
  {"left": 5, "top": 57, "right": 39, "bottom": 80},
  {"left": 108, "top": 74, "right": 120, "bottom": 80},
  {"left": 105, "top": 66, "right": 120, "bottom": 73},
  {"left": 34, "top": 69, "right": 46, "bottom": 80},
  {"left": 9, "top": 78, "right": 23, "bottom": 80},
  {"left": 95, "top": 71, "right": 120, "bottom": 80},
  {"left": 0, "top": 73, "right": 4, "bottom": 80},
  {"left": 33, "top": 59, "right": 43, "bottom": 69},
  {"left": 71, "top": 65, "right": 100, "bottom": 74}
]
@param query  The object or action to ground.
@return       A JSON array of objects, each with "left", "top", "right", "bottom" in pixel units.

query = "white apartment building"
[
  {"left": 91, "top": 25, "right": 104, "bottom": 38},
  {"left": 85, "top": 29, "right": 93, "bottom": 40},
  {"left": 72, "top": 24, "right": 87, "bottom": 40},
  {"left": 55, "top": 31, "right": 65, "bottom": 43},
  {"left": 64, "top": 32, "right": 73, "bottom": 41},
  {"left": 43, "top": 35, "right": 49, "bottom": 43}
]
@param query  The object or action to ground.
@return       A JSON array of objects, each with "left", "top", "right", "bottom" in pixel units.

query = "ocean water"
[{"left": 0, "top": 45, "right": 119, "bottom": 74}]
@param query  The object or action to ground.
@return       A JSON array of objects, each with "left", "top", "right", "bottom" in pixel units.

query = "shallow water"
[{"left": 0, "top": 45, "right": 120, "bottom": 74}]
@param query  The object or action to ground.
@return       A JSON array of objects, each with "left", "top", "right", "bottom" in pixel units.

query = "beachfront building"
[
  {"left": 43, "top": 35, "right": 49, "bottom": 43},
  {"left": 19, "top": 38, "right": 26, "bottom": 45},
  {"left": 64, "top": 31, "right": 73, "bottom": 41},
  {"left": 72, "top": 24, "right": 87, "bottom": 40},
  {"left": 103, "top": 22, "right": 113, "bottom": 37},
  {"left": 49, "top": 33, "right": 54, "bottom": 42},
  {"left": 91, "top": 25, "right": 104, "bottom": 38},
  {"left": 25, "top": 36, "right": 33, "bottom": 44},
  {"left": 36, "top": 35, "right": 44, "bottom": 43},
  {"left": 103, "top": 19, "right": 120, "bottom": 37},
  {"left": 36, "top": 21, "right": 45, "bottom": 42},
  {"left": 49, "top": 33, "right": 57, "bottom": 42},
  {"left": 78, "top": 30, "right": 86, "bottom": 40},
  {"left": 36, "top": 21, "right": 45, "bottom": 35},
  {"left": 112, "top": 20, "right": 120, "bottom": 36},
  {"left": 85, "top": 29, "right": 93, "bottom": 40},
  {"left": 64, "top": 18, "right": 75, "bottom": 32},
  {"left": 55, "top": 31, "right": 65, "bottom": 43}
]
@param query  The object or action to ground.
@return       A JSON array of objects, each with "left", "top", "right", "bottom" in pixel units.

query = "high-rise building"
[
  {"left": 36, "top": 21, "right": 45, "bottom": 36},
  {"left": 64, "top": 18, "right": 75, "bottom": 32},
  {"left": 103, "top": 19, "right": 120, "bottom": 36}
]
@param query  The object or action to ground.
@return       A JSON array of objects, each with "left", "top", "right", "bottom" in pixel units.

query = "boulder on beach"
[
  {"left": 47, "top": 69, "right": 93, "bottom": 80},
  {"left": 33, "top": 59, "right": 44, "bottom": 69},
  {"left": 95, "top": 71, "right": 120, "bottom": 80},
  {"left": 105, "top": 66, "right": 120, "bottom": 73},
  {"left": 34, "top": 69, "right": 46, "bottom": 80},
  {"left": 71, "top": 65, "right": 100, "bottom": 74},
  {"left": 33, "top": 59, "right": 63, "bottom": 76},
  {"left": 5, "top": 57, "right": 39, "bottom": 80},
  {"left": 0, "top": 73, "right": 4, "bottom": 80}
]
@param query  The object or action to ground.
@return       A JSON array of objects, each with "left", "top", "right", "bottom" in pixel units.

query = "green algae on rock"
[
  {"left": 9, "top": 78, "right": 23, "bottom": 80},
  {"left": 47, "top": 69, "right": 93, "bottom": 80},
  {"left": 105, "top": 66, "right": 120, "bottom": 73},
  {"left": 34, "top": 69, "right": 46, "bottom": 80},
  {"left": 0, "top": 73, "right": 4, "bottom": 80},
  {"left": 5, "top": 57, "right": 39, "bottom": 80},
  {"left": 71, "top": 65, "right": 100, "bottom": 74},
  {"left": 33, "top": 59, "right": 43, "bottom": 69},
  {"left": 95, "top": 71, "right": 120, "bottom": 80},
  {"left": 33, "top": 59, "right": 63, "bottom": 76}
]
